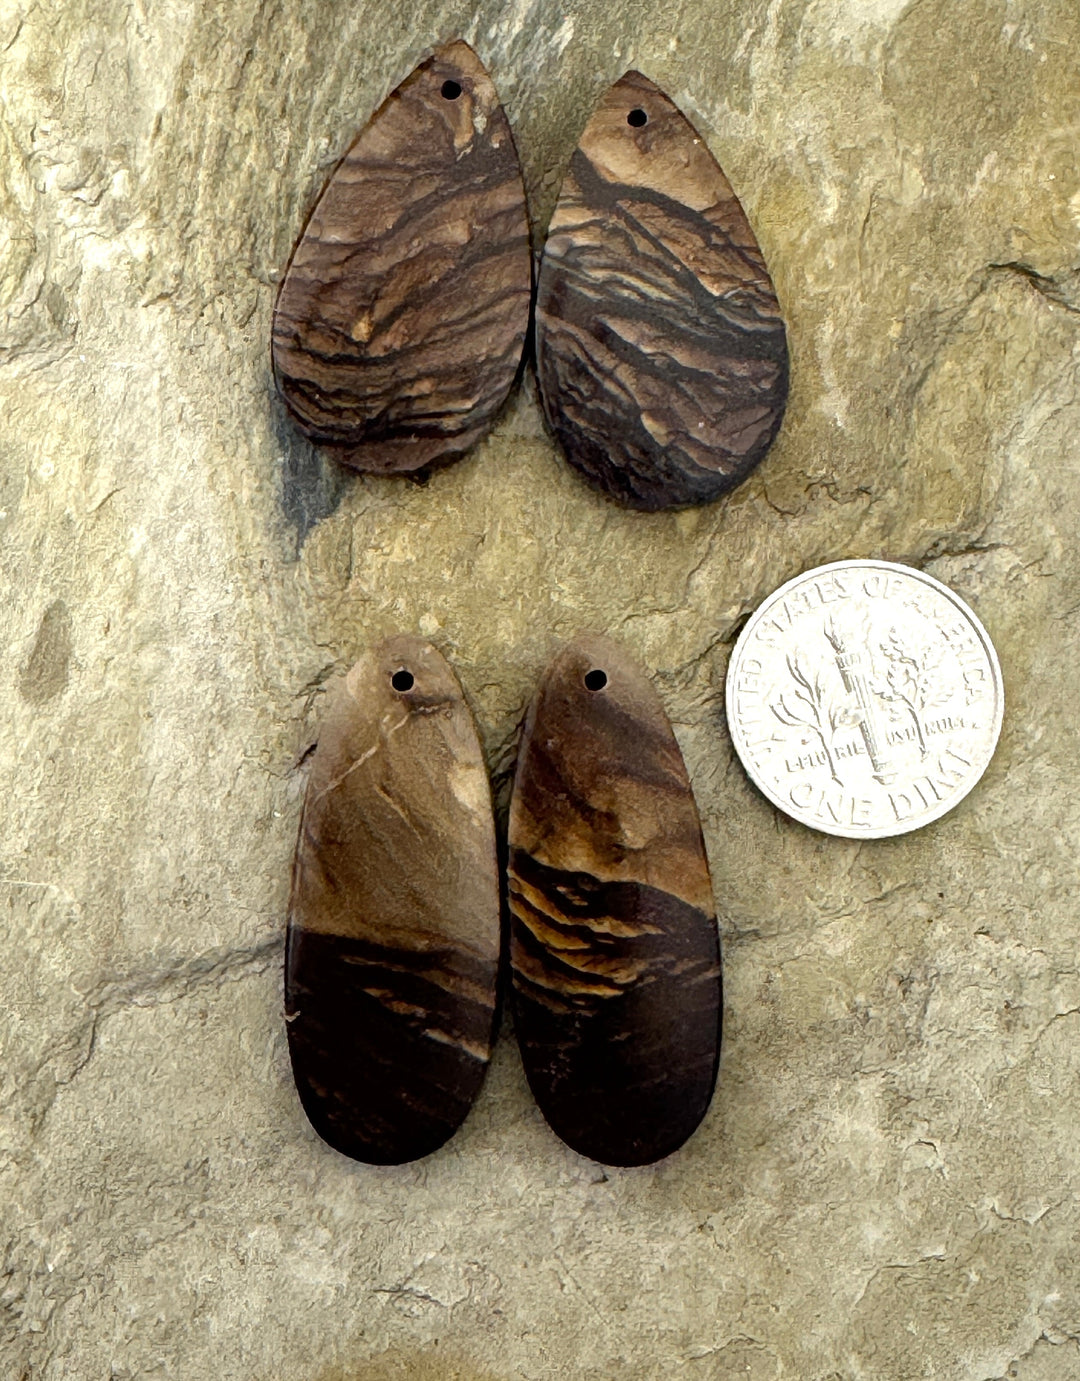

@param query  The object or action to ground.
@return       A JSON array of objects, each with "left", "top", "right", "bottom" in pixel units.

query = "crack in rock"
[
  {"left": 982, "top": 1328, "right": 1080, "bottom": 1380},
  {"left": 989, "top": 261, "right": 1080, "bottom": 317},
  {"left": 6, "top": 936, "right": 284, "bottom": 1136}
]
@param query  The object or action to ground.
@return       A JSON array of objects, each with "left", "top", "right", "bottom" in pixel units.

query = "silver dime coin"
[{"left": 725, "top": 560, "right": 1004, "bottom": 838}]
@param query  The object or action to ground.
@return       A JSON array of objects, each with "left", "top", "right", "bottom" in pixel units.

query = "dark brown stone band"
[
  {"left": 510, "top": 859, "right": 722, "bottom": 1167},
  {"left": 285, "top": 929, "right": 497, "bottom": 1165}
]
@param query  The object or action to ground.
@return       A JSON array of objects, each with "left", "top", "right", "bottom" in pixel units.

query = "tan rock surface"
[{"left": 1, "top": 1, "right": 1078, "bottom": 1377}]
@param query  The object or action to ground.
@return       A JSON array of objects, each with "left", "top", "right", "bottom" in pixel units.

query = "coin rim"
[{"left": 724, "top": 559, "right": 1005, "bottom": 839}]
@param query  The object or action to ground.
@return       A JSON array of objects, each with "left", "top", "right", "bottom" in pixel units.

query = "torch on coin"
[{"left": 823, "top": 618, "right": 896, "bottom": 786}]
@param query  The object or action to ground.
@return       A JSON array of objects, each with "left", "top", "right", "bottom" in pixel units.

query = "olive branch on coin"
[{"left": 769, "top": 649, "right": 857, "bottom": 786}]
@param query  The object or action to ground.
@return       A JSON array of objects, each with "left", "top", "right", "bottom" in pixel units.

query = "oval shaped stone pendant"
[
  {"left": 535, "top": 71, "right": 789, "bottom": 511},
  {"left": 285, "top": 637, "right": 501, "bottom": 1164},
  {"left": 272, "top": 41, "right": 532, "bottom": 474},
  {"left": 508, "top": 635, "right": 722, "bottom": 1165}
]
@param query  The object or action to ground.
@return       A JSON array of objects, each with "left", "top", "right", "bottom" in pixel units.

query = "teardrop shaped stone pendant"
[
  {"left": 535, "top": 72, "right": 789, "bottom": 510},
  {"left": 508, "top": 635, "right": 722, "bottom": 1165},
  {"left": 273, "top": 41, "right": 532, "bottom": 474},
  {"left": 285, "top": 637, "right": 501, "bottom": 1164}
]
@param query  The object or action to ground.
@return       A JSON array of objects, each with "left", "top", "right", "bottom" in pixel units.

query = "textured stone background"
[{"left": 2, "top": 0, "right": 1079, "bottom": 1377}]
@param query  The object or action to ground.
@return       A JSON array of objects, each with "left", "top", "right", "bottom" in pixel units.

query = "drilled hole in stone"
[
  {"left": 441, "top": 79, "right": 462, "bottom": 100},
  {"left": 627, "top": 108, "right": 648, "bottom": 128},
  {"left": 584, "top": 669, "right": 608, "bottom": 691},
  {"left": 391, "top": 670, "right": 415, "bottom": 692}
]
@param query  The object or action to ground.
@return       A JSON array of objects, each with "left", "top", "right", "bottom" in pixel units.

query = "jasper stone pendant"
[
  {"left": 535, "top": 71, "right": 789, "bottom": 510},
  {"left": 508, "top": 635, "right": 721, "bottom": 1165},
  {"left": 285, "top": 637, "right": 501, "bottom": 1164},
  {"left": 272, "top": 41, "right": 532, "bottom": 474}
]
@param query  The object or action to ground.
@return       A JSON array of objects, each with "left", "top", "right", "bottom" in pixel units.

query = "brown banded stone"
[
  {"left": 285, "top": 636, "right": 500, "bottom": 1164},
  {"left": 535, "top": 71, "right": 789, "bottom": 511},
  {"left": 272, "top": 41, "right": 532, "bottom": 475},
  {"left": 508, "top": 635, "right": 721, "bottom": 1166}
]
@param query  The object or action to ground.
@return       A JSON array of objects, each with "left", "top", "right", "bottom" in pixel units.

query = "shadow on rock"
[{"left": 272, "top": 392, "right": 351, "bottom": 552}]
